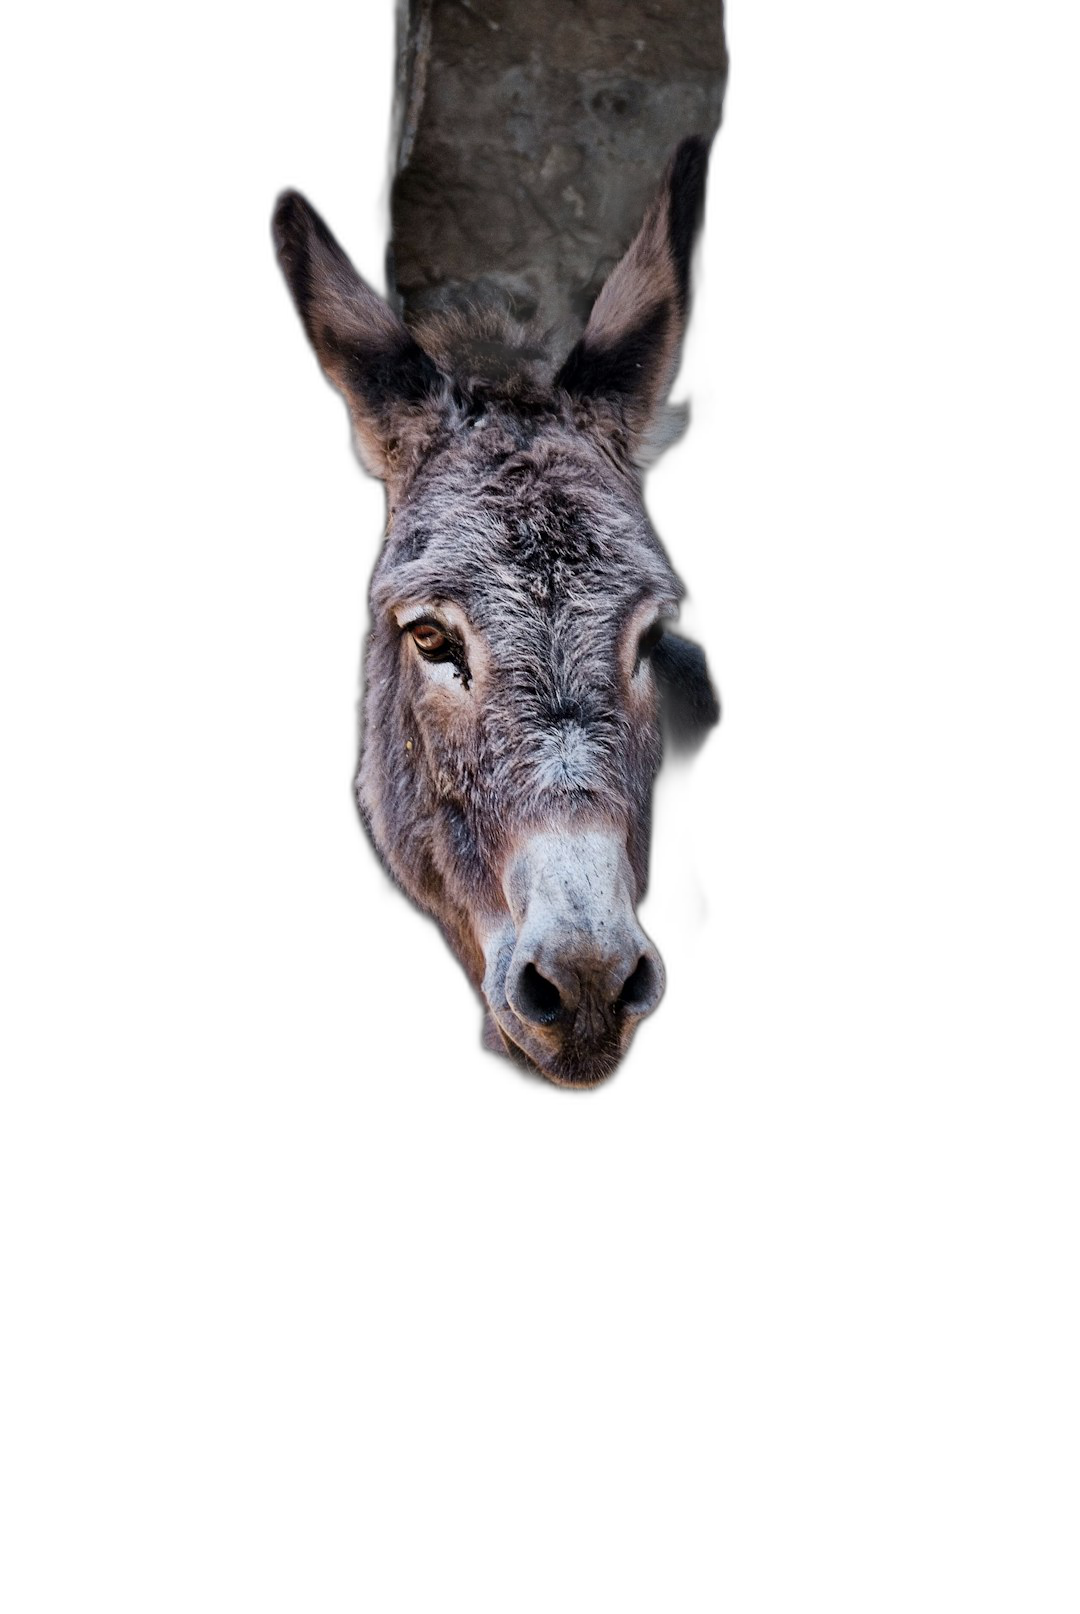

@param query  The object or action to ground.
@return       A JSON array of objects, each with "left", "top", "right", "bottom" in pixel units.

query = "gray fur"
[{"left": 273, "top": 141, "right": 719, "bottom": 1085}]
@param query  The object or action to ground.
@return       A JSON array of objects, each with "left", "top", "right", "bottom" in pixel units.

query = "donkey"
[{"left": 273, "top": 136, "right": 720, "bottom": 1086}]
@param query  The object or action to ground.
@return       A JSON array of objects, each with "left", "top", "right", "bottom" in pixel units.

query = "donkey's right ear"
[{"left": 272, "top": 191, "right": 439, "bottom": 480}]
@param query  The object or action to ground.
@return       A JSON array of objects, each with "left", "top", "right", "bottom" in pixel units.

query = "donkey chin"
[{"left": 478, "top": 826, "right": 665, "bottom": 1088}]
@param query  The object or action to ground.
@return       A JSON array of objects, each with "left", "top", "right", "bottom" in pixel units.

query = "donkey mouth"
[
  {"left": 488, "top": 1003, "right": 625, "bottom": 1088},
  {"left": 484, "top": 985, "right": 626, "bottom": 1088}
]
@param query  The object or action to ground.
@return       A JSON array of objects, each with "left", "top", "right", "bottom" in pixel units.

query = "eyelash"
[
  {"left": 405, "top": 619, "right": 472, "bottom": 688},
  {"left": 408, "top": 620, "right": 450, "bottom": 657}
]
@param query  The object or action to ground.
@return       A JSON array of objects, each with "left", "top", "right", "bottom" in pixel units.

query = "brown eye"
[{"left": 409, "top": 621, "right": 448, "bottom": 657}]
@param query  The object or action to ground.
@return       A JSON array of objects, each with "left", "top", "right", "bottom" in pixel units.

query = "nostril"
[
  {"left": 516, "top": 962, "right": 564, "bottom": 1025},
  {"left": 616, "top": 955, "right": 658, "bottom": 1014}
]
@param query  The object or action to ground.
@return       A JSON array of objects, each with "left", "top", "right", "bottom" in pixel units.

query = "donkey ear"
[
  {"left": 555, "top": 137, "right": 710, "bottom": 462},
  {"left": 653, "top": 630, "right": 721, "bottom": 752},
  {"left": 272, "top": 190, "right": 440, "bottom": 480}
]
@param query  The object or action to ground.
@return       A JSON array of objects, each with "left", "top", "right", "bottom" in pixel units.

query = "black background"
[{"left": 232, "top": 0, "right": 833, "bottom": 1174}]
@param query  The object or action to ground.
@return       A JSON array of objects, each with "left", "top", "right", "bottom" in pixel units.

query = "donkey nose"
[
  {"left": 509, "top": 936, "right": 664, "bottom": 1032},
  {"left": 501, "top": 828, "right": 666, "bottom": 1051}
]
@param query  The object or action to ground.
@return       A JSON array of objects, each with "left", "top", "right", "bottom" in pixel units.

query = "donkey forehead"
[{"left": 374, "top": 424, "right": 682, "bottom": 626}]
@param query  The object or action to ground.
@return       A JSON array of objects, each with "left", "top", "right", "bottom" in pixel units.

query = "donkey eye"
[
  {"left": 638, "top": 621, "right": 665, "bottom": 661},
  {"left": 409, "top": 621, "right": 450, "bottom": 657}
]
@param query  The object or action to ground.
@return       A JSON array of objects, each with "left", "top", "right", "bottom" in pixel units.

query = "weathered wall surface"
[{"left": 390, "top": 0, "right": 727, "bottom": 352}]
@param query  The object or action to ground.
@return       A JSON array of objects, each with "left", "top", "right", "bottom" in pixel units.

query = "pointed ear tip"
[
  {"left": 671, "top": 135, "right": 712, "bottom": 194},
  {"left": 271, "top": 189, "right": 315, "bottom": 250}
]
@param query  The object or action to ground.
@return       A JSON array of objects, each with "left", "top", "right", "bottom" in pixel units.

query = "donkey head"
[{"left": 273, "top": 139, "right": 718, "bottom": 1086}]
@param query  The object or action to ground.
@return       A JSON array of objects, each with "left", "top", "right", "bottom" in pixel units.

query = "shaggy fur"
[{"left": 273, "top": 138, "right": 719, "bottom": 1085}]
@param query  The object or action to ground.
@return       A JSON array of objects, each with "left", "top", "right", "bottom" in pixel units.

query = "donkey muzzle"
[{"left": 482, "top": 828, "right": 665, "bottom": 1085}]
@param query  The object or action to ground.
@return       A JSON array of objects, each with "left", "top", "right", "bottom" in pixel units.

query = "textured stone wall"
[{"left": 389, "top": 0, "right": 727, "bottom": 352}]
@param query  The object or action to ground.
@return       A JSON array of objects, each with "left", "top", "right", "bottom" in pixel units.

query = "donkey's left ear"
[{"left": 555, "top": 136, "right": 710, "bottom": 464}]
